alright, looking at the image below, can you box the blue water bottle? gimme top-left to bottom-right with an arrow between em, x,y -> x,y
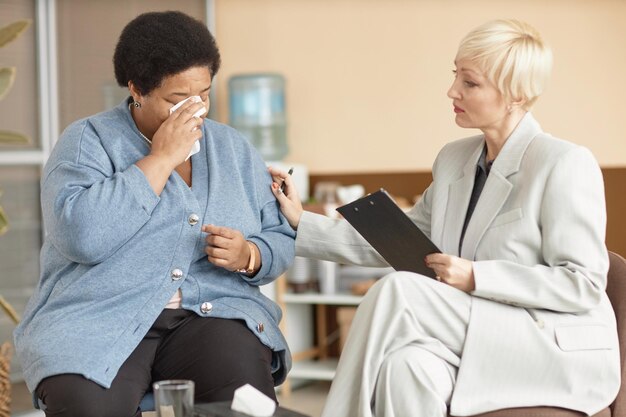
228,73 -> 288,161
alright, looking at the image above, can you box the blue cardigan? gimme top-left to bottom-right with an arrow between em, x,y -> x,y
14,100 -> 296,393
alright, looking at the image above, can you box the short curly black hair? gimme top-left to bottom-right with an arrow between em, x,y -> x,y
113,11 -> 221,95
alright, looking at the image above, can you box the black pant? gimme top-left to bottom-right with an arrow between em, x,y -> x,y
36,309 -> 276,417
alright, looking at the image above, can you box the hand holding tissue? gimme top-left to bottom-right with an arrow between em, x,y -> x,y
169,96 -> 206,161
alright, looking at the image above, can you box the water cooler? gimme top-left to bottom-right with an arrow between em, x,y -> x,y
229,73 -> 288,161
228,73 -> 308,202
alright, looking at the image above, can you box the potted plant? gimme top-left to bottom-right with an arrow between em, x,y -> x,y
0,18 -> 32,417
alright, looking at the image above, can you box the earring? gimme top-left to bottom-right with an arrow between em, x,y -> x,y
133,101 -> 141,108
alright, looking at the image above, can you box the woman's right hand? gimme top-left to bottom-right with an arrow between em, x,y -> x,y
269,166 -> 303,230
135,98 -> 204,196
150,99 -> 205,167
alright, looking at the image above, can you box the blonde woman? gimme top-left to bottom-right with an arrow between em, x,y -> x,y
270,19 -> 619,417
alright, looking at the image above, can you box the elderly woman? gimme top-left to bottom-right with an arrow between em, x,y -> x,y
271,19 -> 619,417
14,11 -> 295,417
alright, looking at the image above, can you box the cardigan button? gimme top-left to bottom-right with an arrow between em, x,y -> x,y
188,214 -> 199,226
171,268 -> 183,281
201,302 -> 213,314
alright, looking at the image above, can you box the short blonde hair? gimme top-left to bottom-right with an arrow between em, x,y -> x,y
456,19 -> 552,109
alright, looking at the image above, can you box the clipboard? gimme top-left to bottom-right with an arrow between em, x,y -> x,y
336,189 -> 440,279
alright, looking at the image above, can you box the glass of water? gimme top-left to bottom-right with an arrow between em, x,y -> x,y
153,379 -> 195,417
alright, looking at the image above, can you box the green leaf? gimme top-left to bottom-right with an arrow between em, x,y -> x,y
0,20 -> 31,48
0,205 -> 7,236
0,67 -> 16,101
0,130 -> 30,144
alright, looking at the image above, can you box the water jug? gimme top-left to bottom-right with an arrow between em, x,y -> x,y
228,73 -> 288,161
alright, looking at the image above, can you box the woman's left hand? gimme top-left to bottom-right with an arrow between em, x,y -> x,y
203,224 -> 252,272
425,253 -> 475,293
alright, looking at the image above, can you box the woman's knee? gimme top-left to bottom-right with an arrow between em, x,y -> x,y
176,318 -> 276,402
367,271 -> 406,295
366,271 -> 429,302
37,374 -> 141,417
42,399 -> 139,417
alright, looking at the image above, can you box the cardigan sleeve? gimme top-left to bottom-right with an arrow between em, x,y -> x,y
236,143 -> 296,286
41,121 -> 160,265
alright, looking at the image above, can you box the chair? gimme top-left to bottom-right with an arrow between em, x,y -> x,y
139,391 -> 154,412
450,251 -> 626,417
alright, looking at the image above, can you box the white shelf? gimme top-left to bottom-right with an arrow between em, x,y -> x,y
279,273 -> 368,395
289,358 -> 339,380
283,292 -> 362,305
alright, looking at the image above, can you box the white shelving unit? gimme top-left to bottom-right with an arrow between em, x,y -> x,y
282,292 -> 362,306
283,292 -> 361,381
278,286 -> 363,395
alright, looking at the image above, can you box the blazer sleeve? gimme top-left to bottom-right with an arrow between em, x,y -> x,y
296,211 -> 388,267
472,146 -> 609,313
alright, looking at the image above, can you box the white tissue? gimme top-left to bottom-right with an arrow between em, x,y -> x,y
186,140 -> 201,161
169,96 -> 206,161
231,384 -> 276,417
169,95 -> 207,118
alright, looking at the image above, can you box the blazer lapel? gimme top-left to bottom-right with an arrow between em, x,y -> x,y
441,143 -> 485,256
460,171 -> 513,260
460,112 -> 543,260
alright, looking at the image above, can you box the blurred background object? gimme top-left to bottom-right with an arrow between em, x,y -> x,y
286,256 -> 314,293
229,73 -> 288,162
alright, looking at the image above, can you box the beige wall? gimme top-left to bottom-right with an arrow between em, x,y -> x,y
214,0 -> 626,173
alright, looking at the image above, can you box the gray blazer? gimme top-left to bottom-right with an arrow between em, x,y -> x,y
296,112 -> 620,415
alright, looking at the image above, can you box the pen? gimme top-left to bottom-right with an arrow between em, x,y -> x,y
279,167 -> 294,193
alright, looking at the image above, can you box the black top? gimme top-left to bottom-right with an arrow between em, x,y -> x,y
459,146 -> 493,254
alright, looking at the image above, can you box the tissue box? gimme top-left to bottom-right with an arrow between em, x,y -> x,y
231,384 -> 276,417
